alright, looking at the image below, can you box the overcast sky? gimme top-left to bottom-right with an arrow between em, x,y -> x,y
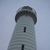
0,0 -> 50,50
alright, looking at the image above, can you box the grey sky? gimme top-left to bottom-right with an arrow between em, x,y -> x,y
0,0 -> 50,50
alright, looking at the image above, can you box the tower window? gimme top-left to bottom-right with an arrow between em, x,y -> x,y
21,45 -> 24,50
24,27 -> 26,32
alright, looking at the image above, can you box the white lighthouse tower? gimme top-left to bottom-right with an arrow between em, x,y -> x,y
8,6 -> 37,50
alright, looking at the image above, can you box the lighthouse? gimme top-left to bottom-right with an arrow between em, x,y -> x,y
8,6 -> 37,50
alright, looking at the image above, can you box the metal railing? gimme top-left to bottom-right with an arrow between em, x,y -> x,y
17,7 -> 37,16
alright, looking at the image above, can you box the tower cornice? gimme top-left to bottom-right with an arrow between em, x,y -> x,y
15,6 -> 37,25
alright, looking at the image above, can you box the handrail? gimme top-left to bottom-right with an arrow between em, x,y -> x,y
17,7 -> 37,16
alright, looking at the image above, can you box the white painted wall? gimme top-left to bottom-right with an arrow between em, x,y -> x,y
8,15 -> 36,50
